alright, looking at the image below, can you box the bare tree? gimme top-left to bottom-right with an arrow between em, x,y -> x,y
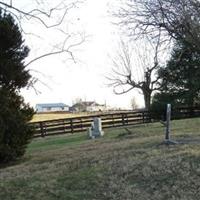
116,0 -> 200,52
0,0 -> 85,66
0,1 -> 86,91
130,97 -> 139,110
107,38 -> 161,110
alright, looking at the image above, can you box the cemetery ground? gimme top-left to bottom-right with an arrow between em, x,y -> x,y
1,118 -> 200,200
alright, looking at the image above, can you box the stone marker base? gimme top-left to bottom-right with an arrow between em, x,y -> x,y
88,127 -> 104,139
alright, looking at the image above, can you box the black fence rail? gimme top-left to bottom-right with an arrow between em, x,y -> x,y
30,107 -> 200,138
172,106 -> 200,119
151,106 -> 200,121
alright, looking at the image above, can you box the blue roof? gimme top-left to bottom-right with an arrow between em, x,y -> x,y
36,103 -> 68,108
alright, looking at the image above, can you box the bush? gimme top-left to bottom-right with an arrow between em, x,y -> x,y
0,89 -> 34,163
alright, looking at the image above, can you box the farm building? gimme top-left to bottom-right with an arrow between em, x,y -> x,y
70,101 -> 106,112
36,103 -> 69,113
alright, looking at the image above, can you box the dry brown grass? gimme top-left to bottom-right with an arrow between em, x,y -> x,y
31,112 -> 88,122
31,111 -> 115,122
0,118 -> 200,200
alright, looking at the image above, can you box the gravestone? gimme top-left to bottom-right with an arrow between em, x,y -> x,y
88,117 -> 104,139
164,104 -> 178,145
165,104 -> 171,141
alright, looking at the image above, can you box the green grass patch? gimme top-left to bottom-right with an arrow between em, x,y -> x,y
28,133 -> 88,153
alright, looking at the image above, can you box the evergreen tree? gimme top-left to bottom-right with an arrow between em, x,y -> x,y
158,40 -> 200,107
150,40 -> 200,119
0,10 -> 34,163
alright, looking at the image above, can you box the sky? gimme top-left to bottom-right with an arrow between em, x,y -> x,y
15,0 -> 144,109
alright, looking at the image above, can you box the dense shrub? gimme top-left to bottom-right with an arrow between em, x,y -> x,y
150,93 -> 178,120
0,10 -> 34,163
0,89 -> 34,163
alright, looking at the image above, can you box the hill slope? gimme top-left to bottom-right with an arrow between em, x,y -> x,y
0,118 -> 200,200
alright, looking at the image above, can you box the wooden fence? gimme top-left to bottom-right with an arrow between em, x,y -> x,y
30,107 -> 200,138
31,110 -> 151,138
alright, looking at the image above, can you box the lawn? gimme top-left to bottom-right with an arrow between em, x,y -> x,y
0,118 -> 200,200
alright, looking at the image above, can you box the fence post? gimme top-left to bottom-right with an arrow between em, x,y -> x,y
40,122 -> 45,137
189,107 -> 194,118
142,112 -> 145,123
70,119 -> 74,134
80,118 -> 83,130
112,114 -> 114,127
122,113 -> 125,126
63,119 -> 66,133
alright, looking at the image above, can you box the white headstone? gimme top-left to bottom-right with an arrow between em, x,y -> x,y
88,117 -> 104,139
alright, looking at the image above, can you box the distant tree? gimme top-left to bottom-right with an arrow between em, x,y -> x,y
107,39 -> 161,110
0,10 -> 34,163
158,40 -> 200,107
130,97 -> 139,110
73,97 -> 83,104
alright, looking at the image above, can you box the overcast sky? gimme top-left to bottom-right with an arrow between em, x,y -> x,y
17,0 -> 144,109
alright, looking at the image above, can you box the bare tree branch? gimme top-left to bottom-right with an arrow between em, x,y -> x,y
0,1 -> 83,28
115,0 -> 200,52
107,38 -> 161,110
0,1 -> 86,90
25,32 -> 85,67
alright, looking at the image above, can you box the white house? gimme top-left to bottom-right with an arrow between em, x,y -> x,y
70,101 -> 106,112
86,102 -> 106,112
36,103 -> 69,113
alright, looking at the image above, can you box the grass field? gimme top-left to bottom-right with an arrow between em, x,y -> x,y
1,118 -> 200,199
31,110 -> 128,122
31,112 -> 89,122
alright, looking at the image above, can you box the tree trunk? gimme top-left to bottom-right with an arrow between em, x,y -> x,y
143,91 -> 151,111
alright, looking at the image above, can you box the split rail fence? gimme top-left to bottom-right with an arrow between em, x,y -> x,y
30,107 -> 200,138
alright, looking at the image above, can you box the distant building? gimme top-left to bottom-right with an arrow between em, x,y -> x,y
36,103 -> 69,113
70,101 -> 106,112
